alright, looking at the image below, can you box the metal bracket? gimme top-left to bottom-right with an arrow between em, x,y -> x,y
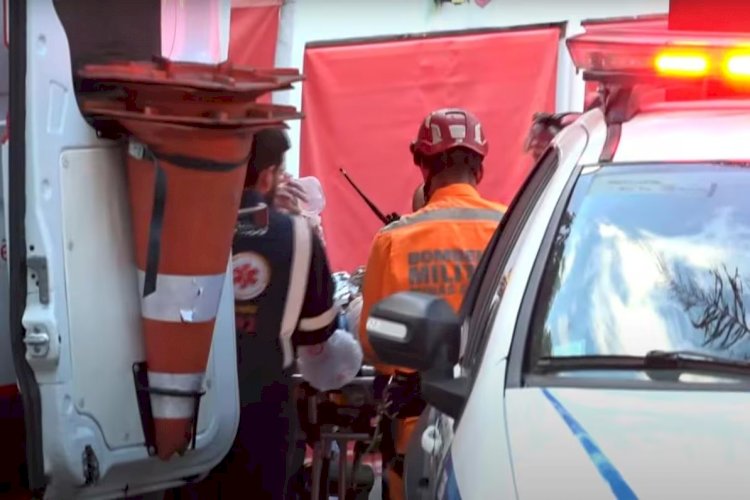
132,362 -> 205,457
27,256 -> 49,305
132,362 -> 157,456
23,328 -> 50,358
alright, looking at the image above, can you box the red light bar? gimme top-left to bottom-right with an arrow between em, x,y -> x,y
567,30 -> 750,84
654,51 -> 708,76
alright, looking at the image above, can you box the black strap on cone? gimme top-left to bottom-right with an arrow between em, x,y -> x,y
133,140 -> 252,297
142,148 -> 166,297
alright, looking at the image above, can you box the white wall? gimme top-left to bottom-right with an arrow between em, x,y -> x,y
274,0 -> 668,176
161,0 -> 231,63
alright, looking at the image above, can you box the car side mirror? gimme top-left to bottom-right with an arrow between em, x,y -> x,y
366,292 -> 468,419
366,291 -> 460,373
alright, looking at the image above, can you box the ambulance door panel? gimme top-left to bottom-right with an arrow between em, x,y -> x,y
59,147 -> 237,449
23,1 -> 239,497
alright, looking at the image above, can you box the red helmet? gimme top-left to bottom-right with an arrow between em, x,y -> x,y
410,108 -> 488,161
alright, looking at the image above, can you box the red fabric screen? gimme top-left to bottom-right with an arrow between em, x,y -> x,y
228,5 -> 280,67
228,4 -> 280,102
300,27 -> 561,271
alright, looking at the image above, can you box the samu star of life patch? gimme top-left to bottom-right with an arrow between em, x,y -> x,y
232,251 -> 272,301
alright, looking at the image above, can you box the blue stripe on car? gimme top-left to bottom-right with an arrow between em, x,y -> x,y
441,451 -> 462,500
542,388 -> 638,500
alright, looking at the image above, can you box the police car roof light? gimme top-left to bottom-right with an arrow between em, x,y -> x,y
567,30 -> 750,85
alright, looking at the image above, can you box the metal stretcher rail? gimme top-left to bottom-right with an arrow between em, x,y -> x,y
293,366 -> 379,499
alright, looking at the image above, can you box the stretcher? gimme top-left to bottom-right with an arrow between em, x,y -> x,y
293,365 -> 379,500
291,268 -> 378,499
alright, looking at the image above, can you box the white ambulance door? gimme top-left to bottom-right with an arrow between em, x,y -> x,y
10,1 -> 240,497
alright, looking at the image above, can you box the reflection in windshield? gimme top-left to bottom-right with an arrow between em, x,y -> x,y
532,163 -> 750,363
664,263 -> 750,351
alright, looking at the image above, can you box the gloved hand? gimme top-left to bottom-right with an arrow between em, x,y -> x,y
384,212 -> 400,225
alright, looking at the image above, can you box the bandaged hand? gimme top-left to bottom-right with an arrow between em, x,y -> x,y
275,174 -> 308,215
297,329 -> 363,392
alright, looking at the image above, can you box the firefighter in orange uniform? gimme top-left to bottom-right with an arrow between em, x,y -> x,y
359,108 -> 507,500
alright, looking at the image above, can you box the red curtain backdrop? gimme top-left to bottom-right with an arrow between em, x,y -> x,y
228,3 -> 281,102
300,27 -> 561,271
228,4 -> 280,67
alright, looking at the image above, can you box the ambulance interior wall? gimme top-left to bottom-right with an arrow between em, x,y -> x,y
273,0 -> 669,178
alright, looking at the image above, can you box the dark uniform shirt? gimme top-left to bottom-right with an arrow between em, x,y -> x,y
232,189 -> 337,406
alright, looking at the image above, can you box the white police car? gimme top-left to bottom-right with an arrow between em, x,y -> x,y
368,22 -> 750,500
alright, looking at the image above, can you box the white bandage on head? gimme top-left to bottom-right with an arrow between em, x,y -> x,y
297,329 -> 363,392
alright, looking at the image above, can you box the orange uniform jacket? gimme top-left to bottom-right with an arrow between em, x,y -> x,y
358,183 -> 507,375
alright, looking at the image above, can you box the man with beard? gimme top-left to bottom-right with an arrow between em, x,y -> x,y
214,128 -> 362,499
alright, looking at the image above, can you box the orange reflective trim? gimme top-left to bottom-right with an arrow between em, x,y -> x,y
380,207 -> 503,233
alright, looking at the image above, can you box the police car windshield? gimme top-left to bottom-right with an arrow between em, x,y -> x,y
531,162 -> 750,365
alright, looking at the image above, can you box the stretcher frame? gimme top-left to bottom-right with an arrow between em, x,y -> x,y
293,366 -> 378,500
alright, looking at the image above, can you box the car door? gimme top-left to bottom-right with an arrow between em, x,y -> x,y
9,1 -> 239,498
417,147 -> 566,499
423,119 -> 597,499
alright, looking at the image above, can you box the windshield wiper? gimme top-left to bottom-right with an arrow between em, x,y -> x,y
535,350 -> 750,378
643,350 -> 750,371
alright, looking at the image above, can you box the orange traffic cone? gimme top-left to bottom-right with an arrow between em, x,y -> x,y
78,58 -> 303,460
124,121 -> 258,459
79,57 -> 303,121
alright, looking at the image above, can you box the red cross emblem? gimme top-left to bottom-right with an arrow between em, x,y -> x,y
233,264 -> 258,289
